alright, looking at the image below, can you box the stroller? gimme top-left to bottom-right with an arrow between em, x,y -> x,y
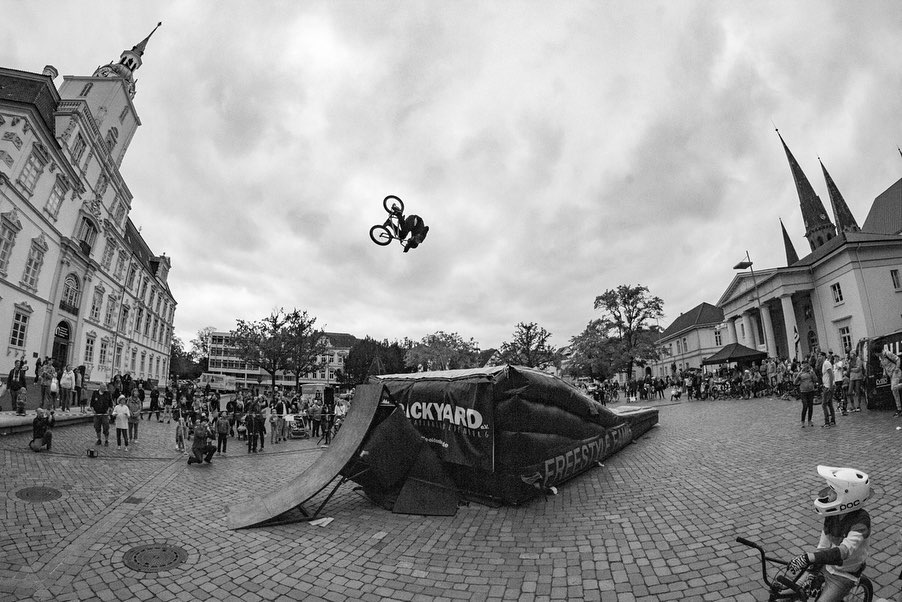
289,415 -> 308,439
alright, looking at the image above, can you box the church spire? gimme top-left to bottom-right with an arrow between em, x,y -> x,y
777,129 -> 836,252
92,22 -> 161,99
781,219 -> 799,266
819,157 -> 860,233
132,21 -> 162,57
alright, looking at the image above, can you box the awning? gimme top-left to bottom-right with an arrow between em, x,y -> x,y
701,343 -> 767,366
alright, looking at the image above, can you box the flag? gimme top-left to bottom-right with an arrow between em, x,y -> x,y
793,325 -> 800,357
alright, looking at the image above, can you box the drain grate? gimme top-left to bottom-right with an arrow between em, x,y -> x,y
15,486 -> 62,502
123,544 -> 188,573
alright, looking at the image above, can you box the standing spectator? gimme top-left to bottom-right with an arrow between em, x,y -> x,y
832,353 -> 847,416
188,417 -> 216,465
59,364 -> 75,412
246,411 -> 259,453
820,352 -> 836,428
136,385 -> 146,418
111,395 -> 131,451
91,384 -> 114,446
6,359 -> 27,412
794,363 -> 817,427
29,408 -> 54,452
127,389 -> 141,443
322,394 -> 336,446
312,399 -> 323,438
215,412 -> 230,454
847,350 -> 865,413
148,387 -> 161,422
163,387 -> 174,423
175,416 -> 187,453
39,359 -> 54,409
75,366 -> 87,413
256,408 -> 267,451
273,396 -> 287,444
879,345 -> 902,417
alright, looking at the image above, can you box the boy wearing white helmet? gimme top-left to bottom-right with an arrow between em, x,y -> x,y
788,465 -> 871,601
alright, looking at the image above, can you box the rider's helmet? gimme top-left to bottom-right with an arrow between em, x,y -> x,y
813,465 -> 870,516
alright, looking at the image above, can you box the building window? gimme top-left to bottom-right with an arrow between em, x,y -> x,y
119,305 -> 130,332
45,178 -> 67,218
89,287 -> 104,321
155,356 -> 161,378
830,282 -> 844,304
18,150 -> 47,193
119,106 -> 129,123
130,349 -> 137,371
99,340 -> 109,365
9,310 -> 30,347
0,214 -> 21,273
61,274 -> 81,313
77,217 -> 98,255
675,339 -> 681,354
79,83 -> 93,96
126,265 -> 137,289
892,269 -> 901,291
838,326 -> 852,354
113,200 -> 126,225
135,308 -> 144,334
682,337 -> 688,353
140,352 -> 146,374
140,278 -> 148,301
71,133 -> 87,165
715,330 -> 722,346
105,127 -> 118,152
104,295 -> 118,327
149,289 -> 155,308
101,240 -> 115,270
144,315 -> 151,337
155,296 -> 162,313
115,344 -> 123,369
151,318 -> 158,342
21,240 -> 46,290
114,251 -> 127,279
84,337 -> 95,363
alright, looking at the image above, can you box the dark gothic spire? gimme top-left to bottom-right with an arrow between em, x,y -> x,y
132,21 -> 162,57
776,129 -> 836,251
819,157 -> 859,233
780,219 -> 799,266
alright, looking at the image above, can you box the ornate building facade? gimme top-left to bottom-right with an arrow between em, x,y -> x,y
0,24 -> 175,385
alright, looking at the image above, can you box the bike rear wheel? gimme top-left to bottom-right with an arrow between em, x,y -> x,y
369,225 -> 393,246
844,575 -> 873,602
383,195 -> 404,215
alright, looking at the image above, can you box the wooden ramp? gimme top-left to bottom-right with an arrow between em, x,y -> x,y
226,384 -> 384,530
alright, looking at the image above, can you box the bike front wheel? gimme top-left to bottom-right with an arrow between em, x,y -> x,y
844,575 -> 873,602
383,195 -> 404,215
369,225 -> 394,246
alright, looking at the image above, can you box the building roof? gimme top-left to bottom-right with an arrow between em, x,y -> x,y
789,230 -> 902,268
123,218 -> 171,296
701,343 -> 767,366
0,68 -> 60,136
862,177 -> 902,235
660,302 -> 723,340
324,332 -> 357,349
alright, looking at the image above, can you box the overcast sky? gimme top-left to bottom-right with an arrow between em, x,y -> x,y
3,1 -> 902,351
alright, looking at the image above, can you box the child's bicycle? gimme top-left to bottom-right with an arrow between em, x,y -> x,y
369,195 -> 405,246
736,537 -> 873,601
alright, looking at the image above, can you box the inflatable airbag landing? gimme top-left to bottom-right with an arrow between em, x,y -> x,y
373,365 -> 658,505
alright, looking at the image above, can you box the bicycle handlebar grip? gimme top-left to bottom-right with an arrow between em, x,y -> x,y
775,575 -> 803,594
735,537 -> 758,548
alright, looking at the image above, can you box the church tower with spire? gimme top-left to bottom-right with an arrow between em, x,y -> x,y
56,22 -> 161,168
819,158 -> 860,233
777,131 -> 836,252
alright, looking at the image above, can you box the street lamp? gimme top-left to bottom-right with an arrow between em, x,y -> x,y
733,250 -> 768,355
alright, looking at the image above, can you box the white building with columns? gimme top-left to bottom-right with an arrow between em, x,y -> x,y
0,24 -> 175,386
715,133 -> 902,360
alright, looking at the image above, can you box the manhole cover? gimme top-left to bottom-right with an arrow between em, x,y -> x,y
15,486 -> 62,502
123,544 -> 188,573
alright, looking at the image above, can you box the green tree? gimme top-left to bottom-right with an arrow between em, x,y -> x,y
567,320 -> 616,380
189,326 -> 216,373
284,310 -> 328,392
344,337 -> 411,384
403,331 -> 480,371
169,335 -> 201,381
593,284 -> 664,377
498,322 -> 558,368
230,308 -> 293,391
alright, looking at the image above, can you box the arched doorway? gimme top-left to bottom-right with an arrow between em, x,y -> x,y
52,320 -> 71,369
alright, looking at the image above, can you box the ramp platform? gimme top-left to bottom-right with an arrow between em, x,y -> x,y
227,384 -> 384,530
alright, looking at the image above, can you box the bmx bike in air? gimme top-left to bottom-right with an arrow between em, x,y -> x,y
369,195 -> 405,246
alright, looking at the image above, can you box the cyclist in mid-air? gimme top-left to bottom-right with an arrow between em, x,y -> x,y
387,202 -> 429,252
788,465 -> 871,601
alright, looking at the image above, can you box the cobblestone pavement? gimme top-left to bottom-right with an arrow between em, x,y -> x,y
1,397 -> 900,602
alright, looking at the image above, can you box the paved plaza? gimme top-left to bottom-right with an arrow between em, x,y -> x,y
1,397 -> 900,602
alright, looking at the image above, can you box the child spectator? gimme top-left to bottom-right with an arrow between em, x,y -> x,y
111,395 -> 131,451
127,389 -> 141,442
15,386 -> 27,416
29,408 -> 54,452
174,417 -> 186,453
215,412 -> 230,454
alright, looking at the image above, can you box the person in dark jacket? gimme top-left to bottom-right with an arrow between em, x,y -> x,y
29,408 -> 55,451
6,358 -> 27,412
188,417 -> 216,465
91,384 -> 114,446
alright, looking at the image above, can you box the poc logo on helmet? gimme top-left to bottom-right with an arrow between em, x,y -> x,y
838,500 -> 861,512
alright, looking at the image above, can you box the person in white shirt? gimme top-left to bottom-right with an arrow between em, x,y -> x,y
111,395 -> 131,451
820,352 -> 835,428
